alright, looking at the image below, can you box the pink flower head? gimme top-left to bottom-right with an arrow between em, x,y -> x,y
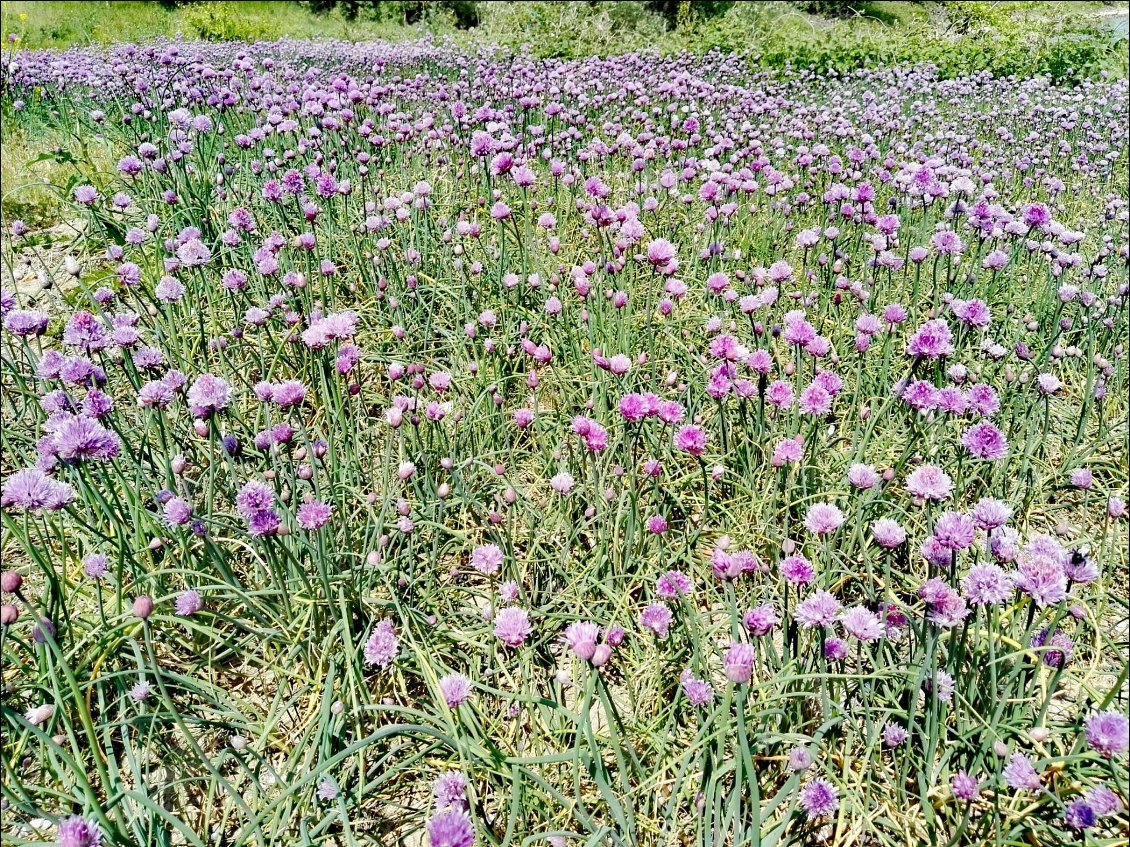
493,607 -> 531,647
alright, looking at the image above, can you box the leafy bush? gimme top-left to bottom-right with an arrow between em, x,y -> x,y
477,0 -> 668,57
182,1 -> 280,41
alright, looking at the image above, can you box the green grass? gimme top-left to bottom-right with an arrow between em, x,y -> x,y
0,1 -> 423,48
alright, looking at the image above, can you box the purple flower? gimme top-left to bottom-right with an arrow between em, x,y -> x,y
47,414 -> 120,462
433,770 -> 469,811
1084,711 -> 1128,759
905,464 -> 953,501
272,380 -> 307,407
798,778 -> 839,819
971,497 -> 1012,530
882,721 -> 908,747
673,424 -> 707,457
871,518 -> 906,548
847,463 -> 879,489
364,618 -> 399,667
493,607 -> 531,647
297,500 -> 332,530
961,563 -> 1012,606
933,511 -> 975,550
1064,800 -> 1096,830
4,309 -> 50,336
1,468 -> 75,511
1014,558 -> 1068,608
640,602 -> 673,638
187,374 -> 232,416
950,770 -> 980,801
679,669 -> 714,706
906,319 -> 955,360
563,621 -> 600,661
780,554 -> 815,585
471,543 -> 503,575
961,422 -> 1008,460
804,503 -> 844,536
1002,752 -> 1041,791
840,606 -> 884,642
427,808 -> 474,847
163,497 -> 193,527
744,604 -> 778,636
57,815 -> 103,847
795,590 -> 841,628
1085,784 -> 1124,817
438,673 -> 473,708
175,590 -> 203,616
723,641 -> 755,684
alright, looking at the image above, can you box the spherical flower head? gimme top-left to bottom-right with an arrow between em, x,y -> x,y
1002,752 -> 1042,791
771,436 -> 803,467
780,554 -> 815,586
133,596 -> 154,619
961,563 -> 1012,606
272,380 -> 306,407
1070,468 -> 1093,489
236,481 -> 275,518
871,517 -> 906,549
48,414 -> 121,463
824,637 -> 848,660
646,237 -> 677,273
175,590 -> 203,616
129,680 -> 152,702
933,511 -> 975,550
549,472 -> 574,495
673,424 -> 707,457
645,514 -> 668,534
905,464 -> 953,502
950,770 -> 980,801
433,770 -> 469,811
799,778 -> 839,820
971,497 -> 1012,530
961,422 -> 1008,460
744,603 -> 778,636
799,384 -> 832,416
364,619 -> 399,667
248,510 -> 281,537
1036,373 -> 1062,395
57,815 -> 103,847
655,569 -> 691,599
470,543 -> 503,576
1108,496 -> 1127,519
1064,800 -> 1096,831
840,606 -> 884,642
804,502 -> 844,536
427,807 -> 474,847
882,721 -> 908,747
1084,711 -> 1129,759
679,669 -> 714,706
563,620 -> 600,661
1085,784 -> 1124,817
795,590 -> 841,628
163,496 -> 193,527
847,463 -> 879,489
787,747 -> 812,772
1015,559 -> 1068,608
297,500 -> 332,531
639,602 -> 673,638
493,607 -> 531,648
438,673 -> 473,709
723,641 -> 755,684
906,319 -> 955,360
1,468 -> 76,512
619,393 -> 648,421
187,374 -> 232,416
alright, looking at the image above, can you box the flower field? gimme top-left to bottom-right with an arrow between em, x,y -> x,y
1,37 -> 1128,847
